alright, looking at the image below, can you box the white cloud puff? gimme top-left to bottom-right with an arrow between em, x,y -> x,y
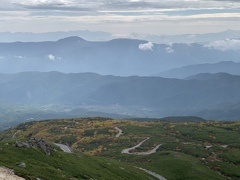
47,54 -> 56,61
14,55 -> 26,59
139,42 -> 154,51
204,39 -> 240,51
166,47 -> 174,53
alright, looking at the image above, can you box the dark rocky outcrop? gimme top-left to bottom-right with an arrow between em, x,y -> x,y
15,138 -> 55,155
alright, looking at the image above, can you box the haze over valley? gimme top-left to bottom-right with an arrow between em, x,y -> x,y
1,0 -> 240,179
0,30 -> 240,128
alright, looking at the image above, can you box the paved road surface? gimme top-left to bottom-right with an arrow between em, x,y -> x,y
114,127 -> 123,138
137,167 -> 167,180
54,143 -> 72,153
122,137 -> 161,155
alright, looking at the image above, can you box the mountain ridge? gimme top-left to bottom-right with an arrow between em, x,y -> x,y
0,37 -> 240,76
1,29 -> 240,44
155,61 -> 240,79
0,71 -> 240,120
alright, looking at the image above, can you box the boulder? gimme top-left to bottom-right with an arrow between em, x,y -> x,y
18,163 -> 26,168
15,142 -> 30,148
15,138 -> 55,155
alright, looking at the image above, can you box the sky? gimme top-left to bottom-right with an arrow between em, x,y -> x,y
1,0 -> 240,36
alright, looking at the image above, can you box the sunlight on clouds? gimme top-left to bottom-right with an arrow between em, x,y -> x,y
47,54 -> 55,61
190,13 -> 240,19
205,39 -> 240,51
139,42 -> 154,51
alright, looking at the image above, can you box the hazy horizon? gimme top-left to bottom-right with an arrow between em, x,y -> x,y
1,0 -> 240,36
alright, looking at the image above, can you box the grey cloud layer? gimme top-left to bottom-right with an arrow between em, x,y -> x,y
1,0 -> 240,35
2,0 -> 240,12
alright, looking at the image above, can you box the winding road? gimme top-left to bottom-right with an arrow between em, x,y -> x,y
122,137 -> 149,154
136,167 -> 167,180
54,127 -> 165,179
121,137 -> 166,179
122,137 -> 162,155
114,127 -> 162,155
114,127 -> 123,138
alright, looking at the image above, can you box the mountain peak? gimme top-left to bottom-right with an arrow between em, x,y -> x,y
57,36 -> 86,43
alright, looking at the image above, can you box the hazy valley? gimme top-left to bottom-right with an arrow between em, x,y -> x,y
1,70 -> 240,130
0,31 -> 240,179
1,0 -> 240,178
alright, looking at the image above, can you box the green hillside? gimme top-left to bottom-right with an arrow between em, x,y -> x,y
1,71 -> 240,121
1,117 -> 240,179
0,140 -> 154,180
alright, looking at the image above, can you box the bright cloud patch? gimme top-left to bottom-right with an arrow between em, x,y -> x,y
47,54 -> 56,61
166,47 -> 174,53
139,42 -> 154,51
14,55 -> 26,59
205,39 -> 240,51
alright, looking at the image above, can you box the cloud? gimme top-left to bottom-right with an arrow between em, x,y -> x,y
14,55 -> 26,59
204,39 -> 240,51
47,54 -> 56,61
139,42 -> 154,51
1,0 -> 240,35
11,0 -> 101,11
6,0 -> 240,12
166,47 -> 174,53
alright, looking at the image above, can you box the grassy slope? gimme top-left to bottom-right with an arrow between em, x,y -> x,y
0,141 -> 153,180
1,117 -> 240,179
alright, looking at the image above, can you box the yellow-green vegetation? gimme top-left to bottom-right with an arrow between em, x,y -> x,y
1,117 -> 240,179
0,140 -> 154,180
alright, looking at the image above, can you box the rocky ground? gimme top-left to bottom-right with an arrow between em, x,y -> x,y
15,138 -> 55,155
0,167 -> 25,180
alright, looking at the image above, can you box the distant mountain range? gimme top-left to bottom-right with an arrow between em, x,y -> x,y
1,29 -> 240,44
133,29 -> 240,44
0,30 -> 113,42
154,61 -> 240,79
1,71 -> 240,120
0,36 -> 240,76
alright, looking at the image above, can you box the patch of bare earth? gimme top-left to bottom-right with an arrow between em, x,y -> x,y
0,167 -> 25,180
